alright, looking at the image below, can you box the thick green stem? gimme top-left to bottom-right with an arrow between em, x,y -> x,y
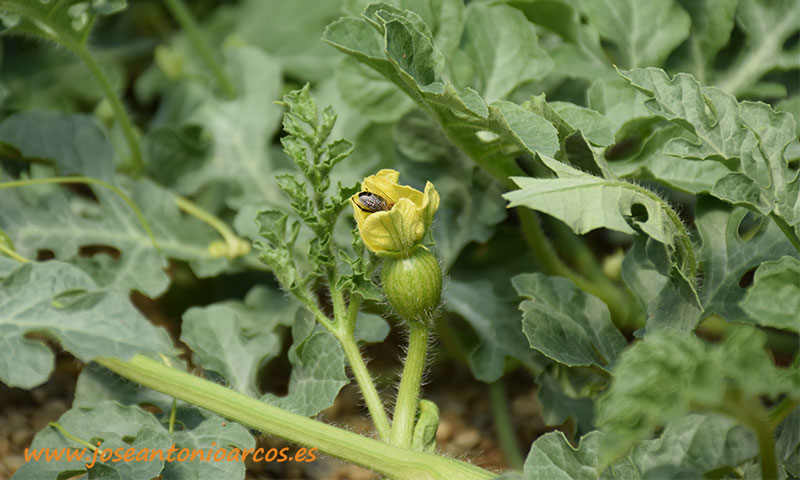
548,219 -> 605,282
339,334 -> 392,442
753,415 -> 779,480
518,209 -> 567,277
717,393 -> 780,480
162,0 -> 236,99
488,380 -> 524,470
97,356 -> 492,480
391,320 -> 429,448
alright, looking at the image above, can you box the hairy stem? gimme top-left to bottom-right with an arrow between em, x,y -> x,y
339,334 -> 392,442
162,0 -> 236,99
488,380 -> 524,470
391,320 -> 429,448
97,356 -> 492,480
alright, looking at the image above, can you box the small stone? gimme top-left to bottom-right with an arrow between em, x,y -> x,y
10,428 -> 32,447
435,418 -> 454,443
43,399 -> 68,416
2,455 -> 24,475
3,413 -> 27,432
511,390 -> 540,417
452,428 -> 481,450
0,437 -> 10,457
31,388 -> 48,404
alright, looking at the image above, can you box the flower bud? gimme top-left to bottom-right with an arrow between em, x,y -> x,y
381,247 -> 442,321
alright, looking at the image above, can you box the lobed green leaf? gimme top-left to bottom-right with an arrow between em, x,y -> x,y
0,261 -> 175,389
513,273 -> 626,371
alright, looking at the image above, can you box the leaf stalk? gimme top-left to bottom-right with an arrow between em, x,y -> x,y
97,356 -> 493,480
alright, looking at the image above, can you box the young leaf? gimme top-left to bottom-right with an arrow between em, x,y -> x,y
504,154 -> 698,300
739,256 -> 800,332
517,413 -> 757,479
513,273 -> 627,371
622,237 -> 703,332
0,261 -> 174,389
344,0 -> 466,58
180,286 -> 298,396
596,326 -> 798,462
261,311 -> 349,417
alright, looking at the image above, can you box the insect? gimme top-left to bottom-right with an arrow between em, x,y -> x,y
353,191 -> 394,213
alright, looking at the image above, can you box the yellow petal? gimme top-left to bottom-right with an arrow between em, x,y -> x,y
421,181 -> 439,229
360,198 -> 424,254
351,169 -> 440,255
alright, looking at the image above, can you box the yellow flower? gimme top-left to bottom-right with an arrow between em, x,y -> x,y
351,169 -> 439,256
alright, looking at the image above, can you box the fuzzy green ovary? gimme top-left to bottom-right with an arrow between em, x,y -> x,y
381,248 -> 442,321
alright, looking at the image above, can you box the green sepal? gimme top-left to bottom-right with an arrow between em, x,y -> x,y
411,399 -> 440,453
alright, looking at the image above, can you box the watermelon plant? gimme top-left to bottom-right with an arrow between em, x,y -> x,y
0,0 -> 798,479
